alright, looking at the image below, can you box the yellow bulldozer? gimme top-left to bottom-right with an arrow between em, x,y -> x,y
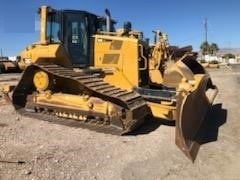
10,6 -> 218,161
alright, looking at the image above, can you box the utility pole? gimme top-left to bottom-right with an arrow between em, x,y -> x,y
204,18 -> 208,43
0,48 -> 2,57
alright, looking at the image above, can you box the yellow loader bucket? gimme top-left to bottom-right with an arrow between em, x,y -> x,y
175,75 -> 218,161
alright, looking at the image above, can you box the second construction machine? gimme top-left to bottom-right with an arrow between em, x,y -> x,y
12,6 -> 218,161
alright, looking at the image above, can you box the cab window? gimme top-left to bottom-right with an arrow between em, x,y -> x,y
47,13 -> 61,43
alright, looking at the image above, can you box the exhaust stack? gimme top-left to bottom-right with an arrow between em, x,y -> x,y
105,9 -> 111,32
39,6 -> 48,45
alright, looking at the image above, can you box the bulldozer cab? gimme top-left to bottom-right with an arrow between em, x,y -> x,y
45,9 -> 99,67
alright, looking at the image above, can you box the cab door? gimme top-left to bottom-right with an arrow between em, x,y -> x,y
64,13 -> 89,67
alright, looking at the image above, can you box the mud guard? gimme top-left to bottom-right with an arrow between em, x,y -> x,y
175,76 -> 218,161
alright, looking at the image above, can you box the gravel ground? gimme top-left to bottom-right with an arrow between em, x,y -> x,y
0,65 -> 240,180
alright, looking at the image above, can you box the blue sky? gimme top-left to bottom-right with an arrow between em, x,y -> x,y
0,0 -> 239,56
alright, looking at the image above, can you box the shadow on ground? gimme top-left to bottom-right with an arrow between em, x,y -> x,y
127,112 -> 176,135
128,103 -> 227,147
196,103 -> 227,144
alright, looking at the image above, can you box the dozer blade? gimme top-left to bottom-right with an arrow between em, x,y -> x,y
175,76 -> 218,161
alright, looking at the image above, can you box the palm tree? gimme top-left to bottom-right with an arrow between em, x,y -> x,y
200,41 -> 210,55
210,43 -> 219,55
200,41 -> 219,55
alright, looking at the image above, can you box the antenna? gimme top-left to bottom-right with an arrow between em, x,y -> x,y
204,18 -> 208,43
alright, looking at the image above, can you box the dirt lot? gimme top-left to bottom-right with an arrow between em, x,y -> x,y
0,66 -> 240,180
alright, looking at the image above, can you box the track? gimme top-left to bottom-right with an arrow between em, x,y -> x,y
12,64 -> 150,134
17,108 -> 126,135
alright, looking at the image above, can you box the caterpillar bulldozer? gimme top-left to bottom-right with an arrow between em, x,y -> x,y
11,6 -> 218,161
